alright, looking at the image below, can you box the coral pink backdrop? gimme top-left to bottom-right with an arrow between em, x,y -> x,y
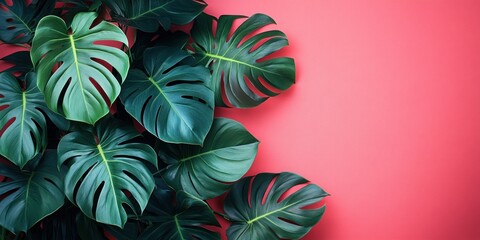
207,0 -> 480,239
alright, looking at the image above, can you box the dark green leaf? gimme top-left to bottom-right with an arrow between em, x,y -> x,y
103,0 -> 206,32
138,179 -> 220,240
225,172 -> 328,240
159,118 -> 258,199
130,29 -> 189,68
57,118 -> 157,228
26,204 -> 81,240
76,213 -> 108,240
0,150 -> 65,234
0,0 -> 55,43
191,13 -> 295,107
120,46 -> 214,145
0,72 -> 59,168
55,0 -> 103,24
31,12 -> 130,124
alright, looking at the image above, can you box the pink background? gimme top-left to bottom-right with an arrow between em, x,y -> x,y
207,0 -> 480,239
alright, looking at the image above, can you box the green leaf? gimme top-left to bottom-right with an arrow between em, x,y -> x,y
54,0 -> 103,24
130,29 -> 189,68
57,118 -> 157,228
159,118 -> 258,199
31,12 -> 130,125
224,172 -> 328,240
0,0 -> 55,43
191,13 -> 295,108
0,150 -> 65,234
120,46 -> 214,145
102,0 -> 206,32
138,179 -> 220,240
0,72 -> 57,168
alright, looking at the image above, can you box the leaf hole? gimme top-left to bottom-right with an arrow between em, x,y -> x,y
123,170 -> 143,187
29,130 -> 37,149
243,75 -> 271,98
277,217 -> 301,226
262,175 -> 278,205
92,181 -> 105,217
44,177 -> 61,190
247,176 -> 255,208
166,80 -> 202,87
140,95 -> 152,124
0,104 -> 9,111
6,18 -> 13,23
0,117 -> 15,138
277,182 -> 308,204
91,57 -> 113,72
7,26 -> 16,30
57,78 -> 71,115
89,77 -> 111,107
72,163 -> 96,205
4,0 -> 12,7
0,187 -> 19,200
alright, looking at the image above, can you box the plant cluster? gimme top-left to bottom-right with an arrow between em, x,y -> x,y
0,0 -> 327,239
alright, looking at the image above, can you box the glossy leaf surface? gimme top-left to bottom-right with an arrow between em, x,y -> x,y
120,46 -> 213,145
159,118 -> 258,199
57,118 -> 157,228
31,12 -> 129,124
225,172 -> 328,240
103,0 -> 206,32
191,13 -> 295,107
0,151 -> 64,234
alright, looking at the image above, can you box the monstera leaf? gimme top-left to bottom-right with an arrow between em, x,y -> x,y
120,46 -> 213,145
0,151 -> 64,234
31,12 -> 129,124
57,118 -> 157,228
0,72 -> 54,168
224,172 -> 328,240
0,0 -> 55,43
139,179 -> 220,240
159,118 -> 258,199
103,0 -> 206,32
191,13 -> 295,108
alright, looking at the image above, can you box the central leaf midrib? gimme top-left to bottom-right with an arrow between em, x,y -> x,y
246,202 -> 295,224
97,144 -> 119,212
147,77 -> 196,136
68,34 -> 89,121
128,1 -> 174,20
204,53 -> 275,74
174,215 -> 185,240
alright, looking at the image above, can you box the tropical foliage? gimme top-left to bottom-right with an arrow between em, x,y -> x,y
0,0 -> 327,239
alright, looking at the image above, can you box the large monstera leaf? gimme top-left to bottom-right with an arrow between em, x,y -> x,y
120,46 -> 214,145
0,72 -> 52,168
191,13 -> 296,108
159,118 -> 258,199
103,0 -> 206,32
31,12 -> 129,125
57,118 -> 157,228
224,172 -> 328,240
0,0 -> 55,43
0,151 -> 65,234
